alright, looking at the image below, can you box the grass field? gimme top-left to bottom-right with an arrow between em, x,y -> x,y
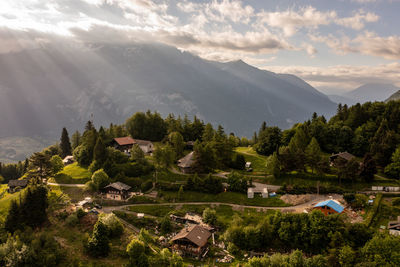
49,163 -> 91,184
0,185 -> 26,220
160,190 -> 289,207
235,147 -> 268,174
49,185 -> 88,203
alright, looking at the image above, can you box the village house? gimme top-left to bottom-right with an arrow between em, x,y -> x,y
313,200 -> 344,216
112,136 -> 154,155
329,152 -> 356,166
247,187 -> 268,199
388,216 -> 400,236
177,151 -> 196,174
62,155 -> 75,166
8,179 -> 29,193
170,225 -> 211,257
103,182 -> 132,200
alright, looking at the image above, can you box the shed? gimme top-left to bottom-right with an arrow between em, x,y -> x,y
177,152 -> 196,174
247,188 -> 254,198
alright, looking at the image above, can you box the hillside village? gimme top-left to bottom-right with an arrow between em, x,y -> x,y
1,101 -> 400,266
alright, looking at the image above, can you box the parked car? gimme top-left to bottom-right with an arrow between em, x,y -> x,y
94,204 -> 102,209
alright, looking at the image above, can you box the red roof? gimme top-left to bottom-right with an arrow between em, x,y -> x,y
114,136 -> 135,146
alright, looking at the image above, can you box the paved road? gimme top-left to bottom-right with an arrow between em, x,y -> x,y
47,182 -> 86,187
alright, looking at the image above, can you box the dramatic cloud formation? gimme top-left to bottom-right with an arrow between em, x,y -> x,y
0,0 -> 398,93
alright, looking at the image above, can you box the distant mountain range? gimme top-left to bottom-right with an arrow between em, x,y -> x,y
0,42 -> 337,142
386,90 -> 400,102
328,83 -> 400,105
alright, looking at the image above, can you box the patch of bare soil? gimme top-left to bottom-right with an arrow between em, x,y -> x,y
280,194 -> 314,205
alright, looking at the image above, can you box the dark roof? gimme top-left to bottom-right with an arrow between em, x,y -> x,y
134,139 -> 153,146
113,137 -> 135,146
171,225 -> 211,247
177,151 -> 196,168
8,179 -> 28,187
314,200 -> 344,213
330,152 -> 356,161
104,182 -> 131,191
113,137 -> 152,146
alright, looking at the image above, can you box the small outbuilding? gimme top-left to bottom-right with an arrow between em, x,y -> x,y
62,155 -> 75,166
313,200 -> 344,216
8,179 -> 29,193
112,137 -> 154,155
329,152 -> 356,165
177,152 -> 196,174
388,216 -> 400,236
171,225 -> 211,257
104,182 -> 132,200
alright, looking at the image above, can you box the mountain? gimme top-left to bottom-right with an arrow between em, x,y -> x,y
385,90 -> 400,102
0,42 -> 336,140
343,83 -> 400,103
328,95 -> 357,106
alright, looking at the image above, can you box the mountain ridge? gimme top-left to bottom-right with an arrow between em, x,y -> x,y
0,41 -> 336,139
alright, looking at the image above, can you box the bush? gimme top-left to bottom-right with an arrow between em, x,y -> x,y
141,180 -> 153,193
76,208 -> 86,219
66,214 -> 79,226
392,197 -> 400,206
99,213 -> 124,238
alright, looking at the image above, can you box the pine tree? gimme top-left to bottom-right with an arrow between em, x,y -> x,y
87,220 -> 110,257
5,200 -> 20,233
29,152 -> 52,180
60,127 -> 72,158
305,137 -> 322,173
71,130 -> 81,150
360,153 -> 377,182
93,137 -> 107,165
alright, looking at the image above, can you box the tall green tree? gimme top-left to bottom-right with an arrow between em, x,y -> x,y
384,147 -> 400,179
254,126 -> 282,156
93,137 -> 107,165
60,127 -> 72,158
168,131 -> 185,158
86,220 -> 110,257
305,137 -> 322,173
29,152 -> 53,180
50,155 -> 64,174
266,152 -> 281,178
4,200 -> 20,233
359,153 -> 377,182
71,130 -> 81,150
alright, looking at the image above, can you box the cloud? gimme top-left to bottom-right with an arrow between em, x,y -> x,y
257,6 -> 379,36
265,63 -> 400,93
257,7 -> 335,36
335,10 -> 379,30
310,31 -> 400,60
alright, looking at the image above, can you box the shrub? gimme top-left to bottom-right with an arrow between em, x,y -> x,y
99,213 -> 124,238
76,208 -> 86,219
141,180 -> 153,193
66,214 -> 79,226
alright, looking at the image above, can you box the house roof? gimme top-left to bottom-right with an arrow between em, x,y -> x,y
314,200 -> 344,213
104,181 -> 132,191
134,139 -> 153,146
330,152 -> 355,161
8,179 -> 28,187
113,137 -> 135,146
171,225 -> 211,248
63,155 -> 74,162
178,151 -> 196,168
113,137 -> 152,146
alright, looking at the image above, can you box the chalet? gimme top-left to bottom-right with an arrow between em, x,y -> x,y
8,179 -> 29,193
329,152 -> 356,165
112,137 -> 154,154
177,151 -> 196,174
103,182 -> 131,200
388,216 -> 400,236
63,155 -> 75,166
171,225 -> 211,257
313,200 -> 344,216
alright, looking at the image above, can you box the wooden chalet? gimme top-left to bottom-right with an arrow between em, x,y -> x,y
103,182 -> 131,200
313,200 -> 344,216
329,152 -> 356,165
177,151 -> 196,174
112,137 -> 154,154
171,225 -> 211,257
8,179 -> 29,193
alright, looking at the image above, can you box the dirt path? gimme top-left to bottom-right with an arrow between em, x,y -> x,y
103,195 -> 326,214
47,182 -> 85,187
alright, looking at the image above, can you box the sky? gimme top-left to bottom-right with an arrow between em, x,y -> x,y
0,0 -> 399,95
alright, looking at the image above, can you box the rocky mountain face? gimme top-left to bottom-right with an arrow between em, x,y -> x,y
0,42 -> 336,139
